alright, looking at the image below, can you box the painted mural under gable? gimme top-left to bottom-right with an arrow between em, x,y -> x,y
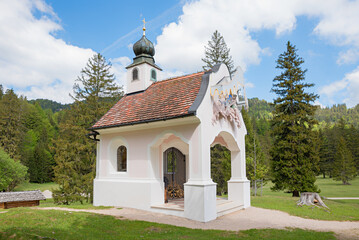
211,67 -> 248,128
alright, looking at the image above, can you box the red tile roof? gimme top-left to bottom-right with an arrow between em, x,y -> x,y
91,71 -> 205,130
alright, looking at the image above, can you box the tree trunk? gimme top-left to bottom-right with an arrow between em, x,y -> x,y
292,190 -> 299,197
297,192 -> 329,208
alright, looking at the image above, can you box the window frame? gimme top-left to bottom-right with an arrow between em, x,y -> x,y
150,69 -> 157,82
132,68 -> 139,81
117,145 -> 127,172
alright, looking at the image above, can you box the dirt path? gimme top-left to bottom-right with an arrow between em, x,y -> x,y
38,206 -> 359,239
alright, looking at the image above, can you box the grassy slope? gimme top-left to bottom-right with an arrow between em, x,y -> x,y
0,208 -> 335,240
251,177 -> 359,221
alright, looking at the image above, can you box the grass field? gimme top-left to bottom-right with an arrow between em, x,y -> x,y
0,208 -> 336,240
39,198 -> 112,210
251,176 -> 359,221
14,181 -> 59,192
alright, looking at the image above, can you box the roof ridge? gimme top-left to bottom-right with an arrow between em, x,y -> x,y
156,71 -> 205,84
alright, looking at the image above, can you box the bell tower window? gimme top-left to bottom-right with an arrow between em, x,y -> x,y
132,68 -> 139,81
151,69 -> 157,82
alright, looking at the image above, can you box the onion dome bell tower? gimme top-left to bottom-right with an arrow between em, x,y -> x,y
126,19 -> 162,94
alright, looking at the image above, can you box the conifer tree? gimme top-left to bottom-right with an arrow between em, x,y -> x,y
53,53 -> 123,204
333,137 -> 357,184
202,30 -> 235,75
270,41 -> 319,197
0,89 -> 26,160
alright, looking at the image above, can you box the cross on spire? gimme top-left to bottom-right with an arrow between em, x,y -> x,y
142,18 -> 146,35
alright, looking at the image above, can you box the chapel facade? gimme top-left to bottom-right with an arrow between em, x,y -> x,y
90,28 -> 250,222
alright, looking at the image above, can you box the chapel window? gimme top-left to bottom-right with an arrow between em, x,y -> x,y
132,68 -> 139,81
117,146 -> 127,172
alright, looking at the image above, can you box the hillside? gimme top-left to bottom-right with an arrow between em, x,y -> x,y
28,99 -> 71,112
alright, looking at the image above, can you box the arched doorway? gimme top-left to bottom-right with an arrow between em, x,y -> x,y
163,147 -> 186,200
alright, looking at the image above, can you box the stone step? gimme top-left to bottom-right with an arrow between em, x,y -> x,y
216,201 -> 243,217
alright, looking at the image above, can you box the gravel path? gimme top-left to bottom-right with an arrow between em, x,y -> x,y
38,206 -> 359,239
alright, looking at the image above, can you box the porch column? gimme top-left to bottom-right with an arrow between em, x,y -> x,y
227,147 -> 250,207
184,125 -> 217,222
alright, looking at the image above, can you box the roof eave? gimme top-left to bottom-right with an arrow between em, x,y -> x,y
89,113 -> 196,131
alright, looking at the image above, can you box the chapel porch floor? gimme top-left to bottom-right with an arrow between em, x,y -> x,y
151,197 -> 243,216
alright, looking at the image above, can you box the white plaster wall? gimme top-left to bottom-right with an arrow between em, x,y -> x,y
126,63 -> 161,94
94,122 -> 199,209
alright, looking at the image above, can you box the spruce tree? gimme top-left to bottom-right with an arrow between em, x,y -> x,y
71,53 -> 122,123
53,53 -> 123,204
333,137 -> 357,184
202,30 -> 235,75
0,89 -> 26,160
270,41 -> 319,197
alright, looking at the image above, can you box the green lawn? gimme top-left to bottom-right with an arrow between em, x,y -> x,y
251,176 -> 359,221
14,181 -> 59,192
0,208 -> 336,240
316,176 -> 359,197
39,198 -> 112,210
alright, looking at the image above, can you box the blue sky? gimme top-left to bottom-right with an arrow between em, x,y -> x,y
1,0 -> 359,108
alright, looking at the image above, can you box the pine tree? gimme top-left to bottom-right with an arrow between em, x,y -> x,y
53,53 -> 123,204
202,30 -> 235,75
270,41 -> 319,197
333,137 -> 357,184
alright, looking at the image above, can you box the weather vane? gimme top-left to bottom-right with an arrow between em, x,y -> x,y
142,18 -> 146,35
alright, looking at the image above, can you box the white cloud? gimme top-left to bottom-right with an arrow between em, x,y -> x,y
337,49 -> 359,65
343,67 -> 359,108
155,0 -> 359,74
319,67 -> 359,108
0,0 -> 94,103
110,56 -> 131,92
153,0 -> 359,107
245,82 -> 255,88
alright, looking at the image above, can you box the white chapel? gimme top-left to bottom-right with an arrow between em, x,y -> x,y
89,26 -> 250,222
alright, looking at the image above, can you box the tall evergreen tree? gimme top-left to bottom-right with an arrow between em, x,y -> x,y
333,137 -> 357,184
71,53 -> 122,122
270,41 -> 319,197
0,89 -> 26,160
53,53 -> 123,204
202,30 -> 235,75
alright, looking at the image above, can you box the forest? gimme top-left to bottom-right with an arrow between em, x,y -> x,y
1,49 -> 358,202
1,85 -> 358,194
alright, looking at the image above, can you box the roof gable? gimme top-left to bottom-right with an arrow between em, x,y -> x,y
92,72 -> 206,130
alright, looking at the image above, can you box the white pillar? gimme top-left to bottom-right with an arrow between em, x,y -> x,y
184,125 -> 217,222
228,148 -> 250,208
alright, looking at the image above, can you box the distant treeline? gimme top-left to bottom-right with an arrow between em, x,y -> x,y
248,98 -> 359,128
28,99 -> 71,113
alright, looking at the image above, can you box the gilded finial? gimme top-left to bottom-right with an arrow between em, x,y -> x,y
142,18 -> 146,36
